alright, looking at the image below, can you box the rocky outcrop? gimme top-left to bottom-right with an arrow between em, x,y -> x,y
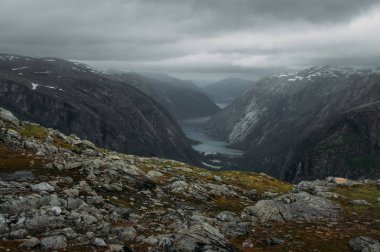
0,107 -> 379,251
0,54 -> 198,164
242,192 -> 340,223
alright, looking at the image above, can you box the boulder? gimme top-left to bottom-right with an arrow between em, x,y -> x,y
169,222 -> 236,252
242,192 -> 340,223
0,107 -> 19,125
31,182 -> 55,192
40,235 -> 67,250
349,236 -> 380,252
350,200 -> 372,206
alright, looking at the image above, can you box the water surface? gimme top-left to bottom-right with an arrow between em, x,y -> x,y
179,117 -> 243,156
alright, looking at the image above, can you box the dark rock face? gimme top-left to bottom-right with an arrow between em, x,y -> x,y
113,72 -> 220,119
281,102 -> 380,182
0,54 -> 198,163
206,66 -> 380,180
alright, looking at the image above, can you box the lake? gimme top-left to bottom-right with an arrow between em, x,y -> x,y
178,117 -> 244,156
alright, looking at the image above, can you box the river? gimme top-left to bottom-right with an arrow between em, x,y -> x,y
178,117 -> 243,156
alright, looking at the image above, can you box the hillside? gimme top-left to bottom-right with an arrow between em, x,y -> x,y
0,54 -> 198,163
207,66 -> 380,180
113,73 -> 220,119
1,107 -> 380,251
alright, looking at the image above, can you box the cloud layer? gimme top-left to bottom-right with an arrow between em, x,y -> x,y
0,0 -> 379,80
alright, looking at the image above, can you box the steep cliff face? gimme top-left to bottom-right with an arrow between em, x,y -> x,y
206,66 -> 380,179
281,102 -> 380,182
0,54 -> 198,163
113,73 -> 220,119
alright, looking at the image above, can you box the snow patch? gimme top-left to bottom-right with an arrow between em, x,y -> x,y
33,71 -> 51,74
11,66 -> 28,71
31,83 -> 39,90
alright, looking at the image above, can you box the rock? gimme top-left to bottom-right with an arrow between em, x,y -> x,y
169,222 -> 235,252
119,227 -> 137,242
31,182 -> 55,192
263,191 -> 278,198
143,236 -> 159,245
50,206 -> 62,215
214,176 -> 222,182
64,188 -> 80,197
92,237 -> 107,247
0,213 -> 8,234
17,237 -> 40,249
349,236 -> 380,252
220,222 -> 250,236
9,229 -> 28,239
266,237 -> 285,245
377,198 -> 380,203
0,108 -> 19,125
242,239 -> 254,248
147,170 -> 164,179
40,235 -> 67,250
243,192 -> 340,223
350,200 -> 372,206
6,129 -> 21,140
216,211 -> 236,222
65,162 -> 82,170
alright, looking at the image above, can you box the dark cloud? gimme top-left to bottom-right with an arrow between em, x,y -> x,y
0,0 -> 379,80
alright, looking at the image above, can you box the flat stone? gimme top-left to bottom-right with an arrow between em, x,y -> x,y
17,237 -> 40,249
40,235 -> 67,250
349,236 -> 380,252
31,182 -> 55,192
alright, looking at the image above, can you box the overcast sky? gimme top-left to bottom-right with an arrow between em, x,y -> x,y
1,0 -> 380,81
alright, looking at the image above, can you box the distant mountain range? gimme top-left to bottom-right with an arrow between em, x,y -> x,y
202,78 -> 254,107
113,72 -> 220,119
0,53 -> 198,163
207,66 -> 380,181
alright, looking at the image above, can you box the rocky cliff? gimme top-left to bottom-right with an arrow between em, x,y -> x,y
0,54 -> 198,164
207,66 -> 380,180
281,101 -> 380,182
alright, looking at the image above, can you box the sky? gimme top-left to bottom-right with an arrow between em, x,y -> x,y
1,0 -> 380,82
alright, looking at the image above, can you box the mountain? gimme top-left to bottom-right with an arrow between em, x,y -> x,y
0,53 -> 198,163
281,101 -> 380,182
113,72 -> 220,119
1,106 -> 379,251
206,66 -> 380,180
203,78 -> 254,107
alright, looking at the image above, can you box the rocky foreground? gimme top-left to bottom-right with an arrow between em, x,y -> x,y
0,107 -> 379,251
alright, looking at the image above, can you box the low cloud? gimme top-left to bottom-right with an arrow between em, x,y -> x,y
0,0 -> 379,80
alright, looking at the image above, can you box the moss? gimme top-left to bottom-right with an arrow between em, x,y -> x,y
52,135 -> 80,153
214,170 -> 293,194
0,144 -> 48,175
18,124 -> 47,141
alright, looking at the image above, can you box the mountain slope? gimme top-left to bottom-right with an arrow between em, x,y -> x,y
1,107 -> 379,251
207,66 -> 380,179
0,53 -> 198,163
281,101 -> 380,182
113,72 -> 220,119
203,78 -> 254,107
